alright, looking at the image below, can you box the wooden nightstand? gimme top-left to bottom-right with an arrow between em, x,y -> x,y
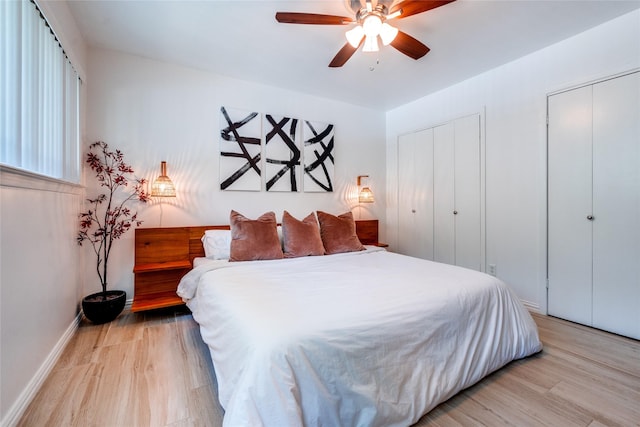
132,228 -> 191,312
355,219 -> 387,248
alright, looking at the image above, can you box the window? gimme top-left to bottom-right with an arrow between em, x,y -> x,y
1,0 -> 81,183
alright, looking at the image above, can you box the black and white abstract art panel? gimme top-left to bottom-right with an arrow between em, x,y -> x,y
303,120 -> 334,192
264,114 -> 301,192
219,106 -> 262,191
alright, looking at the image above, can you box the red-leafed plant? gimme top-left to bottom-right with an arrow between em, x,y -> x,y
77,141 -> 150,296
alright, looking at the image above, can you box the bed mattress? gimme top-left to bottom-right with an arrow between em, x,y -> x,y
178,247 -> 542,426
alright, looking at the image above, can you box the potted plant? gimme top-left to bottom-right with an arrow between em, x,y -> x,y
77,141 -> 149,323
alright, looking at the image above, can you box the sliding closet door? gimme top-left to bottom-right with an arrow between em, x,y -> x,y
433,123 -> 455,265
454,114 -> 481,271
591,72 -> 640,338
547,85 -> 593,326
398,130 -> 434,259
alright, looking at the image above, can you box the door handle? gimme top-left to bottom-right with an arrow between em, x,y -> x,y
587,215 -> 594,221
453,210 -> 458,215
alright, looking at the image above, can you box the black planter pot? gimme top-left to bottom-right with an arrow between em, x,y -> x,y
82,290 -> 126,324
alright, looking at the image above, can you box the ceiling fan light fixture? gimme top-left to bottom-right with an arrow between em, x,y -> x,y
345,25 -> 365,48
275,0 -> 454,67
362,14 -> 382,37
379,22 -> 398,45
362,34 -> 379,52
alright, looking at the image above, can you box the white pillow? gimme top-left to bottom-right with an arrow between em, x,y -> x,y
201,229 -> 232,260
202,226 -> 283,260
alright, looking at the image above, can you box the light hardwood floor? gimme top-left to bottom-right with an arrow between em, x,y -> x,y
18,309 -> 640,427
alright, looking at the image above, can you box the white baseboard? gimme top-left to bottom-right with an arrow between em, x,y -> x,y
1,312 -> 82,427
522,299 -> 541,313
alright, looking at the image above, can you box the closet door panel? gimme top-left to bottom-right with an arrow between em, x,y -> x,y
454,114 -> 481,270
414,129 -> 435,260
398,133 -> 419,257
547,85 -> 593,326
398,130 -> 434,259
592,72 -> 640,339
433,123 -> 455,265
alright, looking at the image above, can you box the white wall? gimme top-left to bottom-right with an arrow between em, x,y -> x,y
385,10 -> 640,312
0,174 -> 84,420
84,48 -> 387,299
0,0 -> 87,424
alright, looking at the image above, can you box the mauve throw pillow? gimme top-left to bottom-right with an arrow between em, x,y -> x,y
317,211 -> 365,255
229,210 -> 284,261
282,211 -> 325,258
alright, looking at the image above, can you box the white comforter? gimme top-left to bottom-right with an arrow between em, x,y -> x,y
178,247 -> 542,427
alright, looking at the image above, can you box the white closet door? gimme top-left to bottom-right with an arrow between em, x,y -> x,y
398,130 -> 434,259
398,132 -> 418,257
398,115 -> 482,268
414,129 -> 435,260
548,85 -> 594,326
434,123 -> 455,265
592,72 -> 640,339
454,114 -> 481,270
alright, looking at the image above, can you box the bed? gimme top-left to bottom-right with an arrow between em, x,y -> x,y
177,211 -> 542,426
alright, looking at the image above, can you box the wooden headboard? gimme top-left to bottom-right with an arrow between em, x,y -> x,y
132,220 -> 379,311
134,219 -> 379,266
135,225 -> 227,266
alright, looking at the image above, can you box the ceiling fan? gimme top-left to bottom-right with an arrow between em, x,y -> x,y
275,0 -> 456,68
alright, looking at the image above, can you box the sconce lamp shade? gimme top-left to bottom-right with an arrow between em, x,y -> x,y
359,186 -> 375,203
151,161 -> 176,197
357,175 -> 375,203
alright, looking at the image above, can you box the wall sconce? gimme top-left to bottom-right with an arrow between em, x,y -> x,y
357,175 -> 374,203
151,161 -> 176,197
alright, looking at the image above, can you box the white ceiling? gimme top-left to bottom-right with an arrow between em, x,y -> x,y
66,0 -> 640,111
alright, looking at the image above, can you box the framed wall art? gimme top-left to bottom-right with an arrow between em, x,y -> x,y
219,106 -> 262,191
303,120 -> 334,192
264,114 -> 301,192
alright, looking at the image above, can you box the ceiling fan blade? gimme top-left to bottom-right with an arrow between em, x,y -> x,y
329,41 -> 361,67
389,0 -> 456,19
390,30 -> 430,59
275,12 -> 354,25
